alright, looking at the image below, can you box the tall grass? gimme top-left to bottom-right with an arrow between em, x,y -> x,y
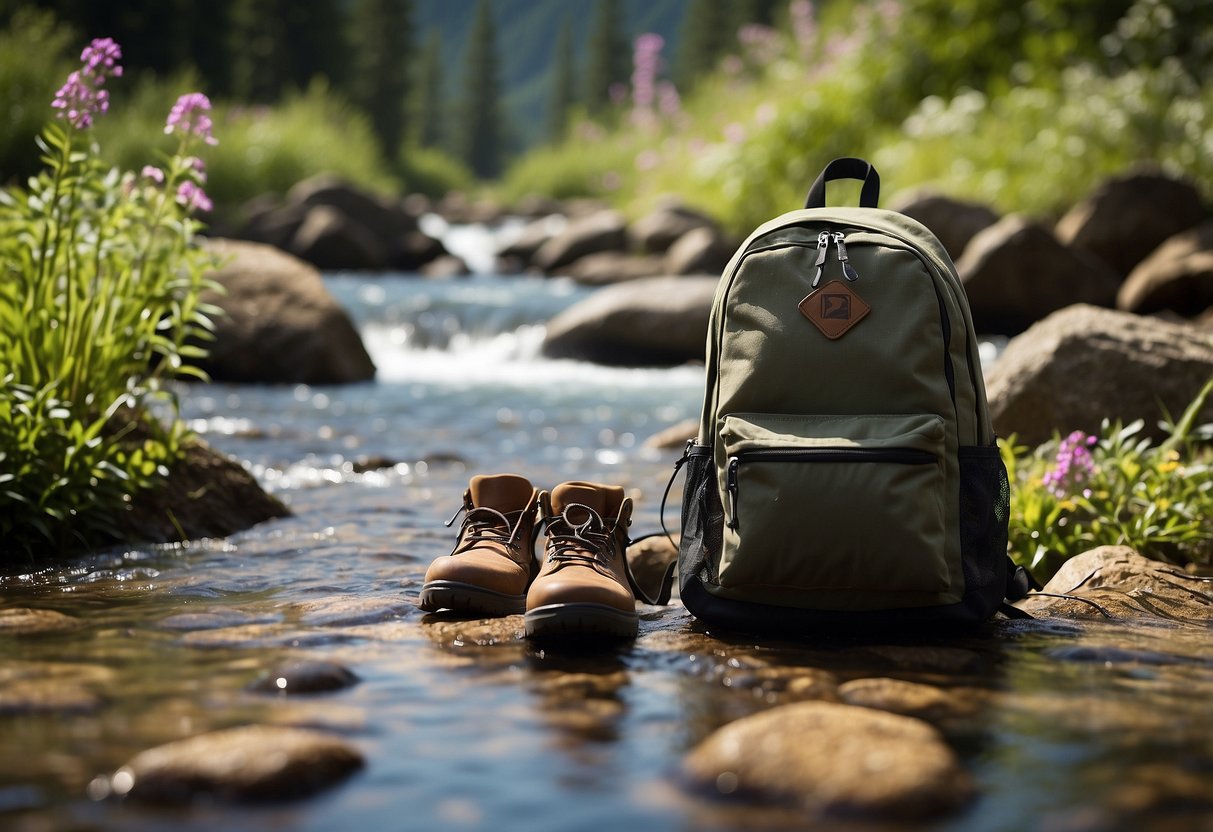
0,43 -> 219,560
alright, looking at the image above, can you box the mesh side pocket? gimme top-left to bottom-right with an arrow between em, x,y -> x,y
679,445 -> 723,589
958,444 -> 1010,603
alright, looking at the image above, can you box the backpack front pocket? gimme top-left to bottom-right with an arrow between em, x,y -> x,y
717,413 -> 951,596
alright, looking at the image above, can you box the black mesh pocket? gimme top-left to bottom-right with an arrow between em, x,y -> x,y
679,444 -> 723,591
958,444 -> 1010,614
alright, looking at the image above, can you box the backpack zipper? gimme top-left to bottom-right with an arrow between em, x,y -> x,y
811,231 -> 861,289
725,447 -> 936,529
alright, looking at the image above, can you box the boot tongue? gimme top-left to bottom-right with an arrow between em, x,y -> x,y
469,474 -> 534,513
550,481 -> 624,521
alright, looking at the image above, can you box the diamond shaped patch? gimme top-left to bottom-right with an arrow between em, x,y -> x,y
798,280 -> 871,340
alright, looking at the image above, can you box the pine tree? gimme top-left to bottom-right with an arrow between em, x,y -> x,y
547,17 -> 575,142
230,0 -> 291,102
414,31 -> 444,148
584,0 -> 629,116
456,0 -> 503,178
674,0 -> 731,92
349,0 -> 413,160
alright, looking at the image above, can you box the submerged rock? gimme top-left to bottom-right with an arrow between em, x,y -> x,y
112,725 -> 363,803
249,660 -> 359,694
0,608 -> 80,635
683,700 -> 973,819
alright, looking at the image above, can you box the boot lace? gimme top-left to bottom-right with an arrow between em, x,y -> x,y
545,503 -> 616,567
446,504 -> 523,556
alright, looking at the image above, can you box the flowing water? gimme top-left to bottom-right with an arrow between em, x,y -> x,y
2,231 -> 1211,831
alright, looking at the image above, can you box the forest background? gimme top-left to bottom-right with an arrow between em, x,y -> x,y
1,0 -> 1209,235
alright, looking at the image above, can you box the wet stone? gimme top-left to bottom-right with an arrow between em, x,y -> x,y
249,660 -> 360,694
420,614 -> 525,647
837,678 -> 987,724
683,701 -> 974,820
0,679 -> 102,715
0,608 -> 80,635
112,725 -> 363,804
289,596 -> 415,627
180,624 -> 349,650
157,609 -> 282,631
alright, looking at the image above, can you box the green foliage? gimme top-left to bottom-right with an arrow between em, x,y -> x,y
547,17 -> 575,142
584,0 -> 630,115
0,76 -> 220,561
95,78 -> 397,209
456,0 -> 504,179
1002,380 -> 1213,583
349,0 -> 412,157
398,144 -> 474,198
0,10 -> 76,183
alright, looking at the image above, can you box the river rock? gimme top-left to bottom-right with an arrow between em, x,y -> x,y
986,304 -> 1213,444
627,534 -> 678,598
200,238 -> 376,384
631,202 -> 717,254
238,197 -> 308,251
837,678 -> 985,723
1056,170 -> 1206,277
0,679 -> 102,714
421,254 -> 470,279
249,660 -> 359,694
532,210 -> 628,273
664,226 -> 733,275
890,192 -> 999,260
0,607 -> 80,635
1117,220 -> 1213,318
496,214 -> 568,268
541,276 -> 716,366
1015,546 -> 1213,623
112,725 -> 363,803
290,205 -> 387,270
287,174 -> 417,243
957,216 -> 1121,334
683,701 -> 973,819
561,251 -> 667,284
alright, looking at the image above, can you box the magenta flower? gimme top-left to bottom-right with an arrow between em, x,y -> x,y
140,165 -> 165,183
182,156 -> 207,183
1043,431 -> 1098,498
51,38 -> 123,130
175,180 -> 213,213
165,93 -> 218,146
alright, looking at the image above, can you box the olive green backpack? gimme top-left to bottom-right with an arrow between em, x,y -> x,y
675,158 -> 1031,631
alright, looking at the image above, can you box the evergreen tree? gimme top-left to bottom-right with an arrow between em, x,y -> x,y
414,30 -> 444,148
584,0 -> 629,116
283,0 -> 349,91
547,16 -> 575,142
230,0 -> 291,102
456,0 -> 503,178
674,0 -> 731,91
349,0 -> 413,159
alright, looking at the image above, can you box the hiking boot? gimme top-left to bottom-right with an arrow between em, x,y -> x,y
525,481 -> 643,639
419,474 -> 539,617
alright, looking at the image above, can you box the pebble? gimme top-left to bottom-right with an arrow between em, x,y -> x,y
248,660 -> 360,694
0,608 -> 80,635
111,725 -> 363,803
683,701 -> 973,819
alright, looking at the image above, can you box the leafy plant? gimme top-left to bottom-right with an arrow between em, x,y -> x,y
0,39 -> 220,560
1002,379 -> 1213,582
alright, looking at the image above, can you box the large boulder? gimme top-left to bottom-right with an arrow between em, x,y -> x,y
200,238 -> 376,384
532,210 -> 628,273
542,276 -> 716,366
561,251 -> 667,284
287,174 -> 418,242
289,205 -> 386,270
630,202 -> 717,254
986,304 -> 1213,445
665,226 -> 734,275
890,192 -> 999,261
497,215 -> 568,268
236,197 -> 308,251
957,216 -> 1121,335
1056,170 -> 1206,277
1117,221 -> 1213,318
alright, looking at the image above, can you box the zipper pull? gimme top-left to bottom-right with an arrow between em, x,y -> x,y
833,232 -> 859,281
811,231 -> 830,289
725,457 -> 740,529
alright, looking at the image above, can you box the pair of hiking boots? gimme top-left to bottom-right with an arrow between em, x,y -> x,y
419,474 -> 667,639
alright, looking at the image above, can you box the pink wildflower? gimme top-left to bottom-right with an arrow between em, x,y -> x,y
51,38 -> 123,129
141,165 -> 165,183
165,93 -> 218,146
1042,431 -> 1098,498
175,180 -> 213,213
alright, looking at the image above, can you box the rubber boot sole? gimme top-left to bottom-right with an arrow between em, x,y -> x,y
524,603 -> 638,639
418,580 -> 526,617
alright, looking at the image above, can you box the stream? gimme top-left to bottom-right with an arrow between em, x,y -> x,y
1,225 -> 1210,831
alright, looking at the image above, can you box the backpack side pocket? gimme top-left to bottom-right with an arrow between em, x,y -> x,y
678,444 -> 723,594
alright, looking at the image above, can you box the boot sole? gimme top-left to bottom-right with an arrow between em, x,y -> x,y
524,603 -> 638,639
418,581 -> 526,617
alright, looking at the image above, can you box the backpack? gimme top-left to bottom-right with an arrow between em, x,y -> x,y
674,157 -> 1031,632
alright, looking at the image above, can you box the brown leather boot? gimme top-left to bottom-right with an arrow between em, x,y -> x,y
419,474 -> 539,616
525,481 -> 644,639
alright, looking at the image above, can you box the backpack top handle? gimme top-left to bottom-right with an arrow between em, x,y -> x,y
804,157 -> 881,209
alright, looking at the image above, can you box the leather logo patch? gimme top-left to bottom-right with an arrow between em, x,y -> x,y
799,280 -> 870,339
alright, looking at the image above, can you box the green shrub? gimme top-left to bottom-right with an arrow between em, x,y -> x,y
1002,380 -> 1213,583
398,143 -> 474,199
0,41 -> 219,560
0,10 -> 76,184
